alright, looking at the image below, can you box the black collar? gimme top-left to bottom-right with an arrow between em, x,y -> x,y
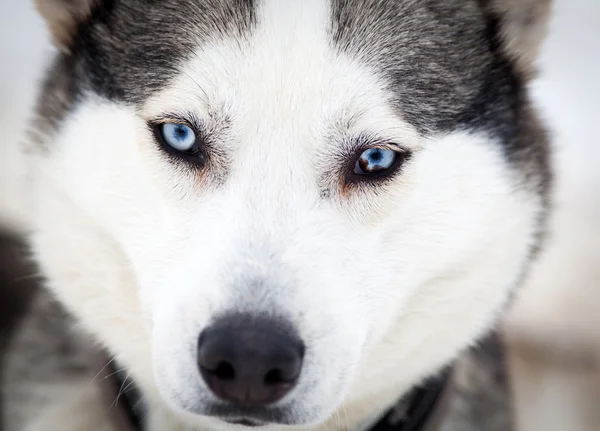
96,358 -> 453,431
367,368 -> 452,431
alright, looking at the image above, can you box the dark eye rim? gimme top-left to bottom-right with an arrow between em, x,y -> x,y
148,118 -> 207,166
344,145 -> 411,184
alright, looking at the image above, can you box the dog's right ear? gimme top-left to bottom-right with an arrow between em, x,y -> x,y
35,0 -> 96,51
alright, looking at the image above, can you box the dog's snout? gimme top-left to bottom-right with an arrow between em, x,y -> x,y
197,314 -> 304,406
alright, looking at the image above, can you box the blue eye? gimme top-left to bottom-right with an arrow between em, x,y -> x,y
159,122 -> 196,152
354,147 -> 398,175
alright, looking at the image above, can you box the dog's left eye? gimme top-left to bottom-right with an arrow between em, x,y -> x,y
354,148 -> 398,175
159,123 -> 197,151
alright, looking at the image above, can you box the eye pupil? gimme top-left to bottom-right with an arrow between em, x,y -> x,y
369,149 -> 383,162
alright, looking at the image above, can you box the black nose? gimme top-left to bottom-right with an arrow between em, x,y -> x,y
197,314 -> 304,406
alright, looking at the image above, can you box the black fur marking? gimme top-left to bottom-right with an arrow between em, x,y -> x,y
33,0 -> 257,147
330,0 -> 551,194
72,0 -> 257,103
331,0 -> 492,133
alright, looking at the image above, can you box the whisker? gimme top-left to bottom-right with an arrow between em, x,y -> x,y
89,356 -> 117,384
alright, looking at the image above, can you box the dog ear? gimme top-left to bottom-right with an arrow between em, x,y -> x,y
482,0 -> 552,78
35,0 -> 96,51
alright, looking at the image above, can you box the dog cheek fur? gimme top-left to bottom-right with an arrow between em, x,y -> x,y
27,100 -> 169,394
317,131 -> 541,423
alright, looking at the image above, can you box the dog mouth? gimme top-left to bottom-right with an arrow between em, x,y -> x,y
185,399 -> 304,427
223,418 -> 266,428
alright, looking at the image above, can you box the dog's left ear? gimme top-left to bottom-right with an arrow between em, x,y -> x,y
35,0 -> 96,51
482,0 -> 552,78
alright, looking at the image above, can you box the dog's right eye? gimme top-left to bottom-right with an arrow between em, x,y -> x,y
159,123 -> 196,152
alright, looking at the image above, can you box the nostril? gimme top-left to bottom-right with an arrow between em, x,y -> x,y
264,368 -> 284,386
211,361 -> 235,381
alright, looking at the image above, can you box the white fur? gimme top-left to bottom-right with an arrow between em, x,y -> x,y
7,0 -> 542,430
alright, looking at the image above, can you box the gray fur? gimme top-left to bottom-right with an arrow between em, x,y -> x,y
331,0 -> 491,133
2,290 -> 94,431
441,336 -> 513,431
330,0 -> 550,196
33,0 -> 257,148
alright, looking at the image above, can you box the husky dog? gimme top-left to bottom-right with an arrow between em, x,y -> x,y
2,0 -> 552,430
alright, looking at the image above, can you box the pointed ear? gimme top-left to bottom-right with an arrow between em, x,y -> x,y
35,0 -> 96,51
483,0 -> 552,78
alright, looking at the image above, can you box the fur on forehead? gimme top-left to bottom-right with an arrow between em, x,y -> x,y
32,1 -> 553,112
36,0 -> 551,77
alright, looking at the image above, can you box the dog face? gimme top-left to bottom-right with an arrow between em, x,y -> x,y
30,0 -> 550,428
